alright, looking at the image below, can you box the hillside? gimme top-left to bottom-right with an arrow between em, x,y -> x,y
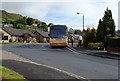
0,10 -> 23,23
0,10 -> 48,31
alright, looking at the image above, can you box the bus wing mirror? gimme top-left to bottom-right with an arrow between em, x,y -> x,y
48,34 -> 50,37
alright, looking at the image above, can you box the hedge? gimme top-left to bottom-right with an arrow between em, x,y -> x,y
88,42 -> 104,50
108,38 -> 120,47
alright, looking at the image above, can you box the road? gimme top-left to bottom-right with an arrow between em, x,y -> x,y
1,44 -> 119,79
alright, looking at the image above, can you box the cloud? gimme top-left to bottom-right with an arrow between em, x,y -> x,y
1,0 -> 119,30
1,0 -> 55,2
2,2 -> 54,20
23,2 -> 54,20
43,1 -> 105,28
47,0 -> 119,30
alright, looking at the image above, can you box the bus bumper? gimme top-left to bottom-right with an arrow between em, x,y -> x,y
50,43 -> 67,47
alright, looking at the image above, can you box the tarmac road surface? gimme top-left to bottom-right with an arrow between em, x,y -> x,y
1,44 -> 119,80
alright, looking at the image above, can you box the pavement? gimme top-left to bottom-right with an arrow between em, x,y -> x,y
68,43 -> 120,60
1,50 -> 87,81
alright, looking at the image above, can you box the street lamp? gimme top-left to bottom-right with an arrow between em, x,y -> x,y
77,12 -> 85,32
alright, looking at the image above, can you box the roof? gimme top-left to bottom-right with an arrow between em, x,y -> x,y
35,31 -> 49,38
50,25 -> 67,27
50,25 -> 67,28
2,27 -> 35,37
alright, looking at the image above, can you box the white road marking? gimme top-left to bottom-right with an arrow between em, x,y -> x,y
6,51 -> 86,79
40,49 -> 63,51
27,61 -> 86,79
66,47 -> 79,54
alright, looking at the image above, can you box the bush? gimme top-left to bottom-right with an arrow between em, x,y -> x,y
88,42 -> 104,50
9,39 -> 12,42
18,37 -> 23,42
16,24 -> 26,29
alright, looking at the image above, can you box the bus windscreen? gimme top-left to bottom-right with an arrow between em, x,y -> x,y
50,26 -> 67,38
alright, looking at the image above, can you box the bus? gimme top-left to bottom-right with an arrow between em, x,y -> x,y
49,25 -> 68,47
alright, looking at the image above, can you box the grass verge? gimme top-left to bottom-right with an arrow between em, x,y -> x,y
0,66 -> 28,81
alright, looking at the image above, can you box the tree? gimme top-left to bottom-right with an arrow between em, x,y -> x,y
34,19 -> 41,24
16,23 -> 26,29
40,22 -> 48,32
96,19 -> 104,42
12,17 -> 27,29
48,23 -> 54,27
83,28 -> 97,48
102,8 -> 115,37
90,28 -> 97,42
27,17 -> 34,25
12,21 -> 17,28
17,17 -> 27,25
68,28 -> 74,34
83,28 -> 91,48
96,8 -> 116,42
74,29 -> 81,35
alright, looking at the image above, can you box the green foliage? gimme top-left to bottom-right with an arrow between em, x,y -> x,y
34,19 -> 41,24
16,24 -> 26,29
18,37 -> 23,42
88,42 -> 103,49
0,18 -> 2,22
83,28 -> 97,48
40,22 -> 48,32
26,17 -> 34,25
1,10 -> 23,23
96,8 -> 116,42
108,37 -> 120,47
74,29 -> 81,35
17,17 -> 27,25
48,23 -> 54,27
0,66 -> 28,81
1,10 -> 48,32
103,35 -> 110,48
96,19 -> 104,42
9,39 -> 12,42
68,28 -> 74,34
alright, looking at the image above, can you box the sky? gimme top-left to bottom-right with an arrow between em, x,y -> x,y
1,0 -> 120,30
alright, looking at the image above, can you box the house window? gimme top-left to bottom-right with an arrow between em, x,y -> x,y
2,36 -> 8,40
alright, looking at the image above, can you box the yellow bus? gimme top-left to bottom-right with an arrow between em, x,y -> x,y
49,25 -> 68,47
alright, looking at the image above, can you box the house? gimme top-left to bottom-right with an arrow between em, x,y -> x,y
0,28 -> 10,43
28,26 -> 38,30
34,31 -> 49,43
116,31 -> 120,36
0,27 -> 36,43
0,23 -> 13,28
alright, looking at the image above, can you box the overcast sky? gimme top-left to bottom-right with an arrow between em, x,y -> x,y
1,0 -> 119,30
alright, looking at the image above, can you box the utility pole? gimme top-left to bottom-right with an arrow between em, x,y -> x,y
77,12 -> 85,31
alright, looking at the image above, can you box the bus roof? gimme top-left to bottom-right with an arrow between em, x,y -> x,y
50,25 -> 67,28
